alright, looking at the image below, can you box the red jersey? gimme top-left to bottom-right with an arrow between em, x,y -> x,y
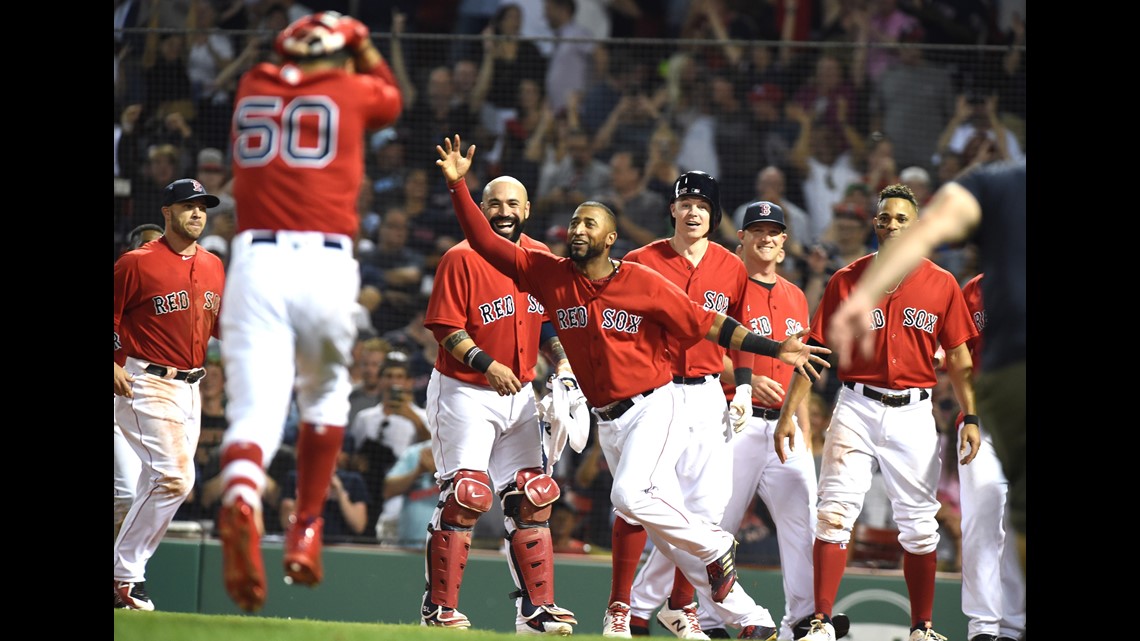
425,235 -> 551,386
448,186 -> 717,408
230,60 -> 402,236
812,254 -> 977,389
741,275 -> 810,408
114,238 -> 225,370
961,273 -> 986,371
624,240 -> 749,378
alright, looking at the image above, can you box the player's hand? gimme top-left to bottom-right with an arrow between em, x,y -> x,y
336,15 -> 371,52
958,421 -> 981,465
749,375 -> 784,408
436,134 -> 475,186
484,360 -> 522,396
114,362 -> 134,398
827,289 -> 877,371
773,414 -> 797,463
778,328 -> 831,381
728,384 -> 750,433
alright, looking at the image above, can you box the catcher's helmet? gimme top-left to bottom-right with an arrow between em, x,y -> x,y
276,12 -> 349,61
670,170 -> 722,231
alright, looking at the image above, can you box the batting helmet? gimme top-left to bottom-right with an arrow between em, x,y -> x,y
275,12 -> 350,61
670,170 -> 722,231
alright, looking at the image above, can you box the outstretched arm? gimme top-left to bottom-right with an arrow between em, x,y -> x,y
437,135 -> 520,279
705,313 -> 830,382
828,181 -> 980,368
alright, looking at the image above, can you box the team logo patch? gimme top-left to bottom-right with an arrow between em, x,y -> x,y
190,179 -> 206,193
758,202 -> 772,216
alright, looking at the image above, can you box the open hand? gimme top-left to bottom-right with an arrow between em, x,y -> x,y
435,134 -> 476,185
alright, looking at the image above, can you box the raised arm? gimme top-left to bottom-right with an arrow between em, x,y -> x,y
436,135 -> 520,279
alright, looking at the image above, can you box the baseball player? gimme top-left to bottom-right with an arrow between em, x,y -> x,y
437,135 -> 832,641
215,11 -> 402,612
955,274 -> 1025,641
114,180 -> 226,610
115,223 -> 166,546
773,183 -> 981,641
826,160 -> 1025,578
420,174 -> 579,634
609,172 -> 761,641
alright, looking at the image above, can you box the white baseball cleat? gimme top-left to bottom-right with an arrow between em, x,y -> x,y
908,628 -> 948,641
798,619 -> 835,641
516,602 -> 577,635
655,602 -> 710,639
602,601 -> 633,638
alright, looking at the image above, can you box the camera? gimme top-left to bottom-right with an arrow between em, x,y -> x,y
389,386 -> 406,402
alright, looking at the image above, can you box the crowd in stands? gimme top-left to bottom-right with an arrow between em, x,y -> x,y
119,0 -> 1024,568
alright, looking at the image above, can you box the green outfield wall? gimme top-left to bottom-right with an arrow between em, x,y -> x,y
146,535 -> 968,638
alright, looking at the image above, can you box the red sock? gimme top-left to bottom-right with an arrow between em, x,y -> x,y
294,423 -> 344,520
630,615 -> 650,629
813,539 -> 848,617
903,550 -> 937,628
609,517 -> 647,604
668,566 -> 695,609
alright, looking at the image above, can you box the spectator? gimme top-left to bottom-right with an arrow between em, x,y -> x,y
935,92 -> 1024,169
496,77 -> 548,190
186,0 -> 236,149
868,25 -> 954,174
483,3 -> 547,114
192,147 -> 235,218
542,0 -> 596,116
534,127 -> 610,231
642,121 -> 683,204
595,148 -> 669,256
864,0 -> 921,87
788,102 -> 865,247
348,336 -> 393,428
379,415 -> 435,548
790,52 -> 862,143
368,126 -> 411,215
359,209 -> 428,335
380,305 -> 439,406
130,144 -> 184,228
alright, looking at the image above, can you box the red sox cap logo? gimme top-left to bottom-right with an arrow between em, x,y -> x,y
758,202 -> 772,217
190,179 -> 206,193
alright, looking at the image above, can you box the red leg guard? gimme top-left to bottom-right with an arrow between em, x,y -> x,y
610,516 -> 647,605
295,423 -> 344,519
426,528 -> 472,609
509,527 -> 557,606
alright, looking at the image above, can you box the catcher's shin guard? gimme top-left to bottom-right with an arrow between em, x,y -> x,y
507,526 -> 557,606
425,528 -> 472,609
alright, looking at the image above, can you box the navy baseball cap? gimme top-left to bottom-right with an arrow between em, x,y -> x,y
163,179 -> 221,208
741,201 -> 786,230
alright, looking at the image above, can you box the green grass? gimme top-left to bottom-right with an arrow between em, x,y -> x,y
113,610 -> 615,641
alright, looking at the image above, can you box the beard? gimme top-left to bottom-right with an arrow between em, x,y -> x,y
568,239 -> 605,265
491,215 -> 525,243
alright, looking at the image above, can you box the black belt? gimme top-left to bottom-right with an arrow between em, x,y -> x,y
843,381 -> 929,407
145,364 -> 206,384
251,233 -> 345,250
752,406 -> 781,420
594,387 -> 656,422
672,373 -> 719,385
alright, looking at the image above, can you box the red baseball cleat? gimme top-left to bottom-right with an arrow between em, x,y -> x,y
283,515 -> 324,586
706,540 -> 739,603
218,497 -> 267,612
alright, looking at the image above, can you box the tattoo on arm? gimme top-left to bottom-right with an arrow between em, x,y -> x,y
442,330 -> 471,353
542,337 -> 568,369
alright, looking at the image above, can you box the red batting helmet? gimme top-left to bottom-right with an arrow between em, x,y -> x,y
670,170 -> 722,231
275,12 -> 350,61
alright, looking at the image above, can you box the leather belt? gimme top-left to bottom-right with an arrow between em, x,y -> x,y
594,388 -> 655,422
145,364 -> 206,384
752,406 -> 781,420
251,232 -> 346,250
843,381 -> 929,407
672,373 -> 719,385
